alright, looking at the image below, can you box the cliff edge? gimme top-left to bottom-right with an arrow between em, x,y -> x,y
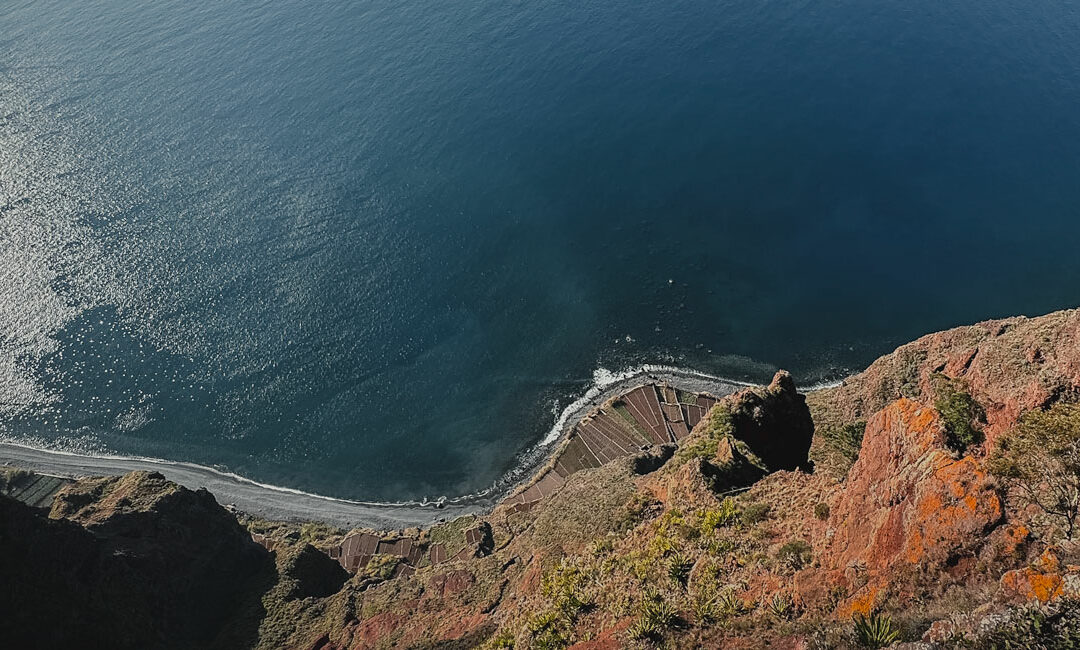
6,308 -> 1080,648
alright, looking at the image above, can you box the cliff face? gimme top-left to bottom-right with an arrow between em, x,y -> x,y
808,308 -> 1080,453
7,308 -> 1080,649
0,471 -> 275,650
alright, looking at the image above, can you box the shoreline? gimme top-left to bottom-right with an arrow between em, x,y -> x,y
0,441 -> 483,529
0,366 -> 838,529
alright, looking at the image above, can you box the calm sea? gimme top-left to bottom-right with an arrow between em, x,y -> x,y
2,0 -> 1079,500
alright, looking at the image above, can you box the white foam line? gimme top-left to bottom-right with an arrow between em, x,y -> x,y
1,365 -> 850,509
540,363 -> 758,445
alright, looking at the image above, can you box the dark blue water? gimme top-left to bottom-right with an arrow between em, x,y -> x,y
2,0 -> 1079,500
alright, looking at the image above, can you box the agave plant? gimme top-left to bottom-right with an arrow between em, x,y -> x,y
629,594 -> 679,641
716,588 -> 748,617
767,591 -> 796,621
667,552 -> 694,588
853,611 -> 901,649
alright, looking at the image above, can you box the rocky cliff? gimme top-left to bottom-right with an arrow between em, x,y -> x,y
6,308 -> 1080,649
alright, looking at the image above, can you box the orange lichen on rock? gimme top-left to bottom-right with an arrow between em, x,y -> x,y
823,399 -> 1002,575
999,548 -> 1070,603
837,585 -> 880,618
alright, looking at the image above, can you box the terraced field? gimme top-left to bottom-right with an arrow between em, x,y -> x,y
501,383 -> 718,513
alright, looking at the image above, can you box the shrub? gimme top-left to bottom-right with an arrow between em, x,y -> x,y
617,492 -> 661,531
527,610 -> 571,650
989,403 -> 1080,538
932,374 -> 985,453
698,498 -> 741,535
776,540 -> 813,571
363,554 -> 400,580
740,502 -> 771,525
943,598 -> 1080,647
692,593 -> 720,626
588,536 -> 614,557
3,468 -> 31,492
541,560 -> 591,617
674,405 -> 735,465
853,612 -> 901,649
814,502 -> 830,521
826,584 -> 849,611
717,588 -> 749,617
487,629 -> 515,649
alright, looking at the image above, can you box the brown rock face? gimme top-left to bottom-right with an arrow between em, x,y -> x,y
809,309 -> 1080,450
824,398 -> 1003,574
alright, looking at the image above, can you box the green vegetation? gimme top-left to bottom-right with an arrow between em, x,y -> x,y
674,405 -> 734,465
698,497 -> 741,534
766,592 -> 796,621
814,502 -> 830,521
612,402 -> 652,439
363,554 -> 401,580
932,374 -> 985,453
939,599 -> 1080,648
428,514 -> 479,557
776,540 -> 812,571
716,588 -> 750,618
853,612 -> 901,649
486,629 -> 516,649
990,402 -> 1080,538
527,610 -> 571,650
740,502 -> 771,525
667,552 -> 694,588
692,593 -> 720,626
628,594 -> 679,641
520,559 -> 597,649
0,468 -> 31,494
541,560 -> 592,618
677,389 -> 699,406
872,347 -> 927,405
298,522 -> 342,546
816,420 -> 867,479
616,491 -> 661,532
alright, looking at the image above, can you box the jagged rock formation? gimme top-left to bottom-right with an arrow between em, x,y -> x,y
724,370 -> 815,472
281,544 -> 350,599
808,308 -> 1080,452
825,398 -> 1003,574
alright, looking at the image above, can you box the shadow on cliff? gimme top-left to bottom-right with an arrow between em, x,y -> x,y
0,473 -> 276,650
728,370 -> 815,472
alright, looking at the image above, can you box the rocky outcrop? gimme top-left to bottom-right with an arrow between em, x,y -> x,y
7,308 -> 1080,649
0,471 -> 274,649
808,308 -> 1080,450
701,436 -> 767,493
823,399 -> 1003,576
282,544 -> 350,599
723,370 -> 815,471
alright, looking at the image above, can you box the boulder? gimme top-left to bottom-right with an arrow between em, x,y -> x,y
823,399 -> 1003,575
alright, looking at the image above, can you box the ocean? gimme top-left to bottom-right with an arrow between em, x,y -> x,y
2,0 -> 1079,501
